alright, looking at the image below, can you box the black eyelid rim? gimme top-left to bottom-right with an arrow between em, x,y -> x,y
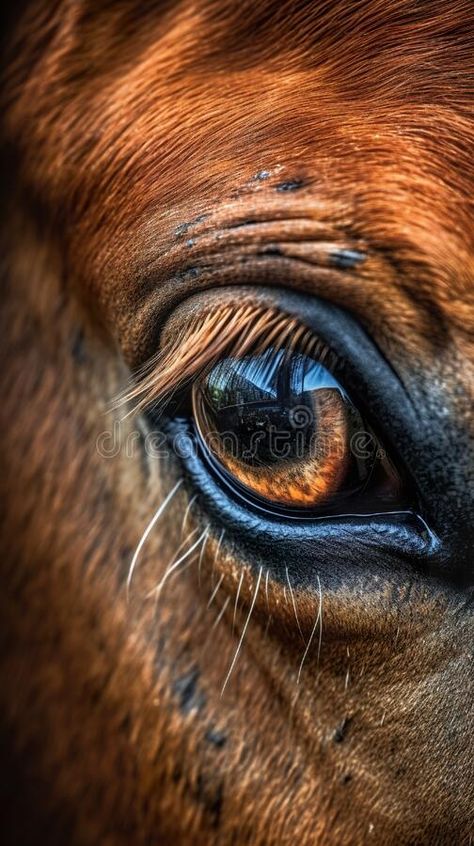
162,418 -> 442,576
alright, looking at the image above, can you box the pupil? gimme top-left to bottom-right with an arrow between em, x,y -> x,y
195,350 -> 344,467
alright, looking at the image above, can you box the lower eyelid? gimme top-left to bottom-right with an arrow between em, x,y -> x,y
163,417 -> 439,558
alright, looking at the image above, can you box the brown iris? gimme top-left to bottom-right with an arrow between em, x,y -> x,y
192,347 -> 399,513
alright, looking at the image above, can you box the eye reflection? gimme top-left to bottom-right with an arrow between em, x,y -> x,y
192,348 -> 403,514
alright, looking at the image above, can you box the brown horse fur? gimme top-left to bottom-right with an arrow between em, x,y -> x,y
1,1 -> 473,844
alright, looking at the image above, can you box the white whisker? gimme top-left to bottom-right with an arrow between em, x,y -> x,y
181,493 -> 197,535
198,528 -> 210,585
221,566 -> 263,696
316,574 -> 323,667
211,595 -> 231,630
126,479 -> 183,598
214,528 -> 225,559
207,573 -> 224,607
158,526 -> 200,586
211,529 -> 225,585
232,570 -> 245,635
147,527 -> 208,600
168,552 -> 198,583
286,566 -> 304,642
297,574 -> 323,684
265,569 -> 270,610
150,551 -> 199,618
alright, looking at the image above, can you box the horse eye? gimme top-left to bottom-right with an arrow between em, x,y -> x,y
192,347 -> 404,515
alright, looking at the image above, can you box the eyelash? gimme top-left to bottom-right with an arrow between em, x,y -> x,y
116,300 -> 336,419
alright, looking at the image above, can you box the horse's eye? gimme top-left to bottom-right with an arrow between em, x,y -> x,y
192,347 -> 403,515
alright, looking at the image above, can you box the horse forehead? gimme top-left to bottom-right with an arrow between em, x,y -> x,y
7,2 -> 474,368
9,1 -> 473,272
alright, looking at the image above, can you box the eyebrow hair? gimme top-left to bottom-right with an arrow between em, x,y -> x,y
115,301 -> 326,417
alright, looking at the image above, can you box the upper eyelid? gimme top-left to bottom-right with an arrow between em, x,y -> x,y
112,301 -> 331,417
